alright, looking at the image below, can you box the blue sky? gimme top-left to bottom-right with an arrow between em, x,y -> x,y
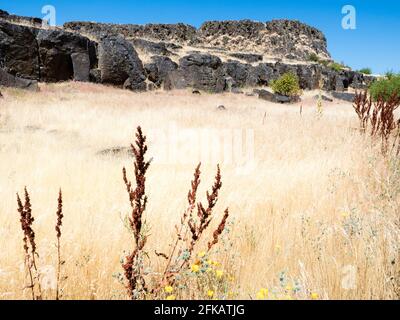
1,0 -> 399,74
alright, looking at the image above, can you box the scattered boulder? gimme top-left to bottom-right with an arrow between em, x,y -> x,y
98,35 -> 146,90
258,89 -> 276,102
0,68 -> 39,91
192,89 -> 201,95
331,91 -> 356,102
217,105 -> 226,110
257,89 -> 300,104
313,94 -> 333,102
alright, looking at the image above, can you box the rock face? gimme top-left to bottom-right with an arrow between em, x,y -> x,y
0,10 -> 376,95
36,29 -> 97,82
0,9 -> 42,27
196,19 -> 330,60
98,35 -> 146,90
0,20 -> 97,85
144,56 -> 178,87
165,53 -> 226,92
0,21 -> 40,80
64,21 -> 197,44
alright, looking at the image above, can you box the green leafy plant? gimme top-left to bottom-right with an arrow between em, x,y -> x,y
271,72 -> 301,97
369,73 -> 400,102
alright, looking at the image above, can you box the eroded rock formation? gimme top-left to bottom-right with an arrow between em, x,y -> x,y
0,9 -> 376,96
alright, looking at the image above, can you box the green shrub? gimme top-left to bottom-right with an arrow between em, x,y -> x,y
369,74 -> 400,101
358,68 -> 372,75
308,53 -> 320,63
271,72 -> 301,97
329,62 -> 345,72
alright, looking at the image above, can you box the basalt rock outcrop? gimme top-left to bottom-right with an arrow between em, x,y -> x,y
0,9 -> 376,96
98,35 -> 146,90
0,19 -> 97,85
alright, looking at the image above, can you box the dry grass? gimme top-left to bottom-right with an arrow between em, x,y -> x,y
0,82 -> 399,300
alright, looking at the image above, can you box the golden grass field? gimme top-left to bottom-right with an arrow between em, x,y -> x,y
0,82 -> 399,300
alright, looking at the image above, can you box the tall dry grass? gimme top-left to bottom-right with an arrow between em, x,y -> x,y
0,82 -> 398,299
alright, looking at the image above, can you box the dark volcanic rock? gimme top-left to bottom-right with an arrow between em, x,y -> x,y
229,52 -> 263,63
144,55 -> 178,87
132,38 -> 175,56
199,20 -> 265,38
0,22 -> 40,80
265,20 -> 329,60
331,91 -> 356,102
71,52 -> 90,81
0,68 -> 39,91
36,29 -> 97,82
98,35 -> 146,90
165,53 -> 226,92
65,21 -> 197,43
257,89 -> 299,104
0,9 -> 42,27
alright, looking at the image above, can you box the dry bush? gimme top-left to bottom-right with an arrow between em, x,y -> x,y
16,188 -> 63,300
121,126 -> 231,300
353,90 -> 400,153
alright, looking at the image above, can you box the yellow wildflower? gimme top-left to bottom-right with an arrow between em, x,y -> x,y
215,270 -> 224,278
285,284 -> 293,292
207,290 -> 214,298
260,288 -> 268,297
164,286 -> 173,293
191,264 -> 200,273
275,245 -> 281,254
256,291 -> 265,300
166,295 -> 176,300
341,211 -> 349,218
198,251 -> 206,258
311,292 -> 319,300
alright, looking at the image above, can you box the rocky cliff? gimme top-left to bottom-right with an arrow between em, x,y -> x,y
0,9 -> 375,96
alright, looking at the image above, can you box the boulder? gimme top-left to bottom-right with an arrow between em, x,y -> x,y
165,53 -> 226,92
258,89 -> 276,102
36,29 -> 96,82
257,89 -> 300,104
0,68 -> 39,91
0,21 -> 40,80
98,35 -> 146,90
144,56 -> 178,87
331,91 -> 356,102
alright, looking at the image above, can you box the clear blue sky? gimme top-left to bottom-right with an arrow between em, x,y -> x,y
1,0 -> 399,74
